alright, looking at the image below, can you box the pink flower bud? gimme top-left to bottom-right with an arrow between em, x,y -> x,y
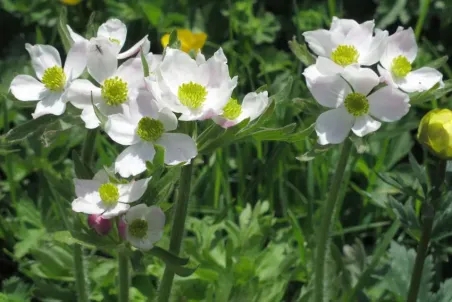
117,216 -> 127,240
87,214 -> 112,236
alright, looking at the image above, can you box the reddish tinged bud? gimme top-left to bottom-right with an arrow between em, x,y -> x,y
88,214 -> 112,235
118,216 -> 127,240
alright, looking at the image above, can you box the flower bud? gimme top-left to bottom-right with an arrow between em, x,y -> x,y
117,216 -> 127,240
88,214 -> 112,236
417,108 -> 452,159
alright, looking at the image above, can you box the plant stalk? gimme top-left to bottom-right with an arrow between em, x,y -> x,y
158,156 -> 194,301
118,247 -> 130,302
406,159 -> 446,302
73,129 -> 98,302
313,138 -> 353,302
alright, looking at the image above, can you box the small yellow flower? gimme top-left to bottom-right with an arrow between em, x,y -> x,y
60,0 -> 82,5
161,29 -> 207,53
417,109 -> 452,159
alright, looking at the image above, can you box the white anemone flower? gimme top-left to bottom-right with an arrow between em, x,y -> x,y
156,48 -> 238,121
304,60 -> 410,145
212,91 -> 269,128
105,90 -> 197,178
10,42 -> 87,118
378,27 -> 443,93
124,204 -> 165,251
67,18 -> 150,62
72,170 -> 151,219
303,17 -> 388,71
66,55 -> 145,129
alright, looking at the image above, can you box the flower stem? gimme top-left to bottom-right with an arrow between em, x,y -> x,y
118,247 -> 130,302
313,138 -> 353,302
414,0 -> 431,41
407,159 -> 446,302
73,129 -> 98,302
158,154 -> 194,302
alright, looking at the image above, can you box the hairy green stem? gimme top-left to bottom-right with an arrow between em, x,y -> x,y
73,129 -> 98,302
407,159 -> 446,302
158,160 -> 194,301
314,139 -> 353,302
118,247 -> 130,302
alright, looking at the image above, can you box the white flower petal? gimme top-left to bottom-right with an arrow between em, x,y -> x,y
125,204 -> 149,222
241,91 -> 269,121
32,93 -> 66,119
368,86 -> 410,122
380,28 -> 417,70
157,107 -> 178,131
113,57 -> 145,89
359,29 -> 388,66
117,35 -> 150,60
66,25 -> 87,44
302,29 -> 338,57
64,40 -> 88,80
315,107 -> 354,145
397,67 -> 443,93
118,177 -> 151,203
204,48 -> 230,87
10,75 -> 46,101
377,65 -> 397,87
87,37 -> 118,83
25,44 -> 62,80
66,79 -> 101,109
74,178 -> 102,200
305,72 -> 351,108
105,114 -> 139,146
101,203 -> 130,219
156,133 -> 197,165
128,90 -> 159,121
72,197 -> 104,215
146,206 -> 166,232
330,17 -> 359,35
344,20 -> 374,54
97,18 -> 127,49
115,142 -> 156,177
93,170 -> 110,183
127,236 -> 154,251
315,57 -> 344,76
351,115 -> 381,137
81,106 -> 101,129
341,65 -> 379,95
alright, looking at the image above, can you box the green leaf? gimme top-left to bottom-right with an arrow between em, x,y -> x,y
250,124 -> 297,142
72,150 -> 94,179
168,30 -> 181,49
408,152 -> 428,195
383,242 -> 434,301
91,92 -> 108,127
14,229 -> 45,259
287,209 -> 306,265
288,37 -> 315,66
410,79 -> 452,105
270,76 -> 293,103
140,47 -> 150,77
52,230 -> 96,249
296,143 -> 332,162
1,115 -> 59,144
387,197 -> 421,236
148,246 -> 189,266
425,55 -> 448,69
57,7 -> 72,53
140,1 -> 162,26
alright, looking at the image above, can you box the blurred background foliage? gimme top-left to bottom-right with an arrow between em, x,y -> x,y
1,0 -> 452,301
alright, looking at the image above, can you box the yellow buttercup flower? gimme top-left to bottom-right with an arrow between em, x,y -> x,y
417,109 -> 452,159
60,0 -> 82,5
161,29 -> 207,53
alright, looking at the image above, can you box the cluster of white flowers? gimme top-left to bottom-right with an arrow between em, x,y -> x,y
303,17 -> 443,145
10,19 -> 269,250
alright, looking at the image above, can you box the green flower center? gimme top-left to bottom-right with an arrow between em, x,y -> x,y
136,117 -> 165,142
391,55 -> 412,78
101,76 -> 128,106
177,82 -> 207,109
109,37 -> 121,44
331,45 -> 359,67
222,98 -> 242,120
129,219 -> 148,239
41,66 -> 66,91
344,92 -> 369,117
98,183 -> 119,207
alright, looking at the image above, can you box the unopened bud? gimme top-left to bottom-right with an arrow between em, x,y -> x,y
88,214 -> 112,236
417,109 -> 452,159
